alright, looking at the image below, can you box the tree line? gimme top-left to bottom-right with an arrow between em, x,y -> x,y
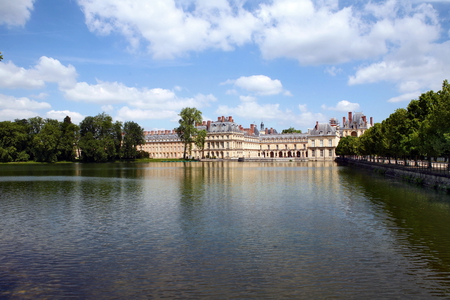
336,80 -> 450,166
0,113 -> 146,163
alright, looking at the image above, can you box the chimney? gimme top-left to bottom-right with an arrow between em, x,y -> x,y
218,117 -> 221,121
229,116 -> 233,122
370,117 -> 373,126
315,121 -> 318,129
362,116 -> 366,124
207,120 -> 211,130
221,116 -> 225,122
250,124 -> 255,134
343,117 -> 346,126
265,128 -> 268,135
348,112 -> 352,124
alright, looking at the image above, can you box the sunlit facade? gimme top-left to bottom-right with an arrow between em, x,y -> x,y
139,112 -> 372,161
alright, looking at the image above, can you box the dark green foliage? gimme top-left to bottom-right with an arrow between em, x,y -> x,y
175,107 -> 203,159
122,121 -> 145,159
282,127 -> 302,134
79,113 -> 122,162
338,80 -> 450,162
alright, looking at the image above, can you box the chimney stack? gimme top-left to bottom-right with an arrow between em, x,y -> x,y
370,117 -> 373,126
348,112 -> 353,124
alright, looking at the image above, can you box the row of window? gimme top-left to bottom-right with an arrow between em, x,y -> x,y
311,139 -> 333,147
311,149 -> 334,157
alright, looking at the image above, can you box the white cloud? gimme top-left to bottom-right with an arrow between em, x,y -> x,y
216,101 -> 282,120
116,106 -> 178,121
101,105 -> 114,112
387,91 -> 422,103
216,99 -> 326,128
321,100 -> 360,112
325,66 -> 343,76
0,94 -> 51,110
63,80 -> 217,110
224,75 -> 285,95
30,92 -> 49,100
0,94 -> 51,121
0,57 -> 77,89
239,95 -> 257,102
76,0 -> 450,100
78,0 -> 260,59
0,0 -> 34,27
0,109 -> 39,121
347,2 -> 449,96
45,110 -> 85,124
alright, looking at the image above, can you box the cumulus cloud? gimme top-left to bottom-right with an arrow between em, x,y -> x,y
321,100 -> 360,112
116,107 -> 178,121
0,57 -> 77,89
78,0 -> 259,59
76,0 -> 450,102
239,95 -> 257,102
387,91 -> 422,103
63,80 -> 217,110
216,98 -> 326,128
0,94 -> 51,110
0,94 -> 51,121
0,0 -> 34,27
222,75 -> 286,96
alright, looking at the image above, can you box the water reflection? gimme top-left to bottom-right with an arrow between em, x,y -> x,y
1,162 -> 450,298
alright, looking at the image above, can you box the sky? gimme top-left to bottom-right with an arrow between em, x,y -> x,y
1,0 -> 450,132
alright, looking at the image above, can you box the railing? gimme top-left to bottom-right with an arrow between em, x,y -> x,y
338,156 -> 450,178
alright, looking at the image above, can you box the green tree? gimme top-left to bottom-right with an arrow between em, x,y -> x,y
175,107 -> 203,159
358,123 -> 386,161
0,51 -> 3,61
122,121 -> 145,159
336,136 -> 359,158
31,118 -> 62,162
0,121 -> 29,162
79,113 -> 121,162
58,116 -> 80,161
282,127 -> 302,134
194,129 -> 207,159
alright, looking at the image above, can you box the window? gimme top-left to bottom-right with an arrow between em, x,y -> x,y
311,140 -> 315,147
329,149 -> 333,157
328,139 -> 332,147
320,140 -> 323,147
320,149 -> 324,157
312,150 -> 315,157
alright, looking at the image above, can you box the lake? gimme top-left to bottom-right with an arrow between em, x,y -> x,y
1,161 -> 450,299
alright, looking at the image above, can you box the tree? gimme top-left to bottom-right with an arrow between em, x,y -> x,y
79,113 -> 120,162
336,136 -> 359,158
122,121 -> 145,159
0,121 -> 29,162
0,51 -> 3,61
58,116 -> 79,161
31,118 -> 62,162
194,129 -> 207,159
282,127 -> 302,134
175,107 -> 202,159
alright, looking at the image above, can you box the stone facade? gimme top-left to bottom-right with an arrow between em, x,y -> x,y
139,112 -> 372,161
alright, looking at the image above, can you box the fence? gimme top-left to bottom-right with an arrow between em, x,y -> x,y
338,156 -> 450,178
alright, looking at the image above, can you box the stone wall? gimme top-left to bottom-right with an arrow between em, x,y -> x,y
337,158 -> 450,192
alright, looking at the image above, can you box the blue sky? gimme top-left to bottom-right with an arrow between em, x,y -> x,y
1,0 -> 449,132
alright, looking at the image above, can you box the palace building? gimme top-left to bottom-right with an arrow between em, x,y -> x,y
139,112 -> 372,161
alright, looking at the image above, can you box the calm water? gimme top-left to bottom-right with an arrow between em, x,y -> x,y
1,161 -> 450,299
